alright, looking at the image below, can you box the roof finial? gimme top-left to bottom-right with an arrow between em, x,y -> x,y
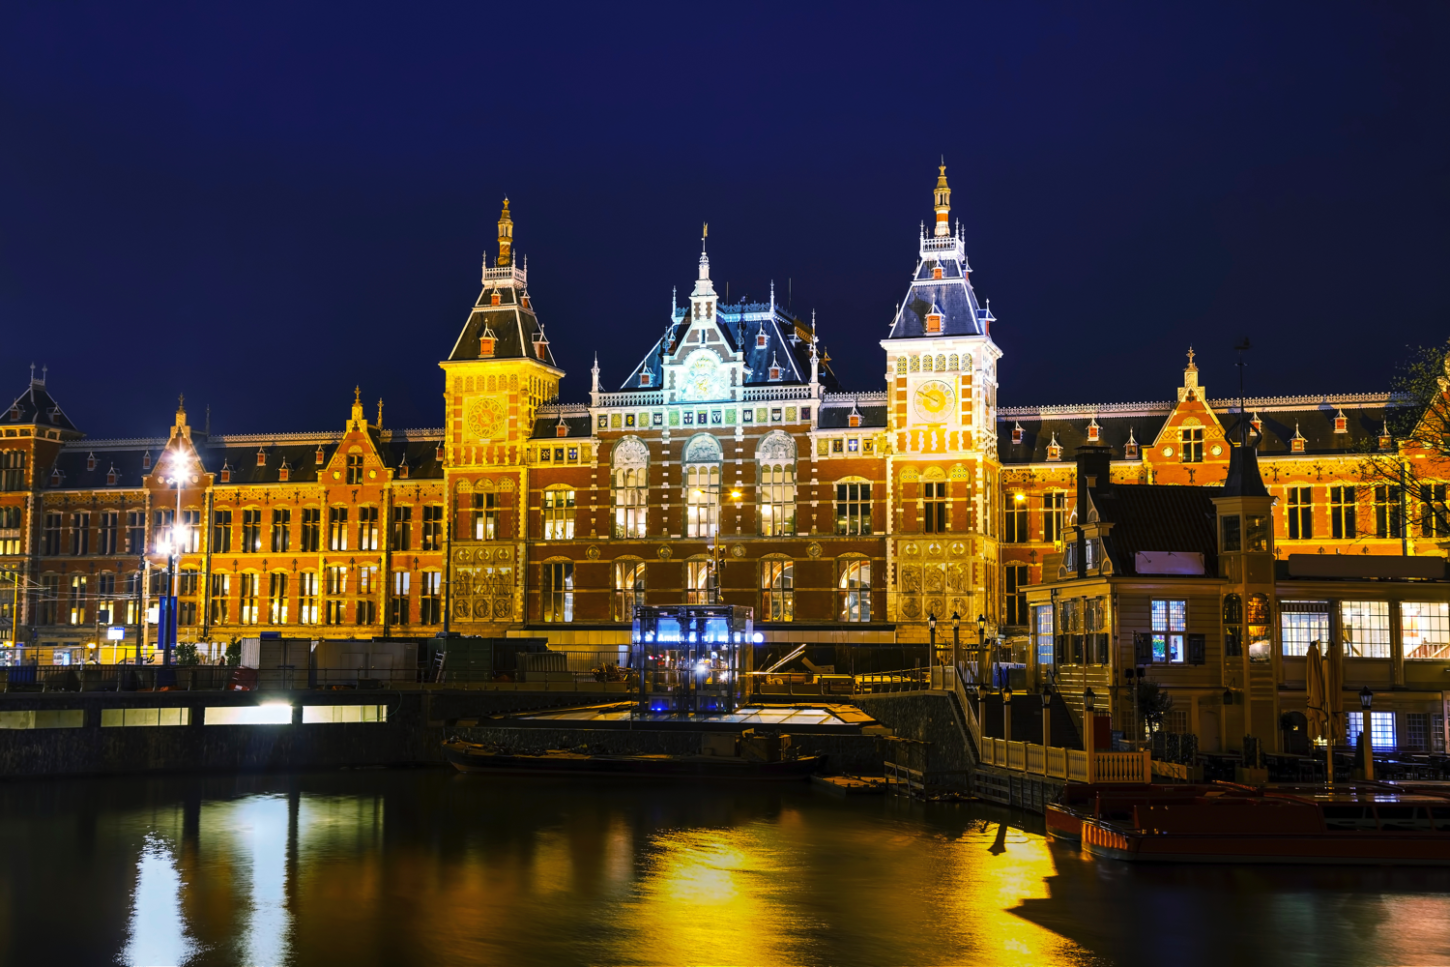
354,385 -> 361,405
177,393 -> 185,413
376,398 -> 384,429
28,362 -> 35,384
933,162 -> 951,237
496,198 -> 514,267
1186,346 -> 1197,370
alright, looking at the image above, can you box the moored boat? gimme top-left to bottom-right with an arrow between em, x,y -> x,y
1079,786 -> 1450,865
442,739 -> 825,781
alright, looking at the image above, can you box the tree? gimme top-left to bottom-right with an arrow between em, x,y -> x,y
1359,339 -> 1450,542
1137,680 -> 1175,736
174,642 -> 200,665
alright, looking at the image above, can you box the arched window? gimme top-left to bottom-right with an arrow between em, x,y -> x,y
613,558 -> 647,621
948,354 -> 959,371
683,434 -> 722,538
761,558 -> 794,622
839,558 -> 871,622
611,437 -> 649,539
757,431 -> 797,536
0,451 -> 25,491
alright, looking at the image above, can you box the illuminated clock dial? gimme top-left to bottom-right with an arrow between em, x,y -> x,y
465,397 -> 505,440
912,380 -> 955,423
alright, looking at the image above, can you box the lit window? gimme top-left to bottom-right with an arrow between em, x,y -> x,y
759,464 -> 796,536
838,560 -> 870,622
1279,601 -> 1330,657
1150,599 -> 1187,663
1180,427 -> 1204,463
1341,600 -> 1390,658
1347,711 -> 1396,750
544,488 -> 576,540
835,482 -> 871,536
544,562 -> 573,622
1403,601 -> 1450,660
761,560 -> 794,622
686,559 -> 715,605
613,560 -> 646,620
1287,487 -> 1312,540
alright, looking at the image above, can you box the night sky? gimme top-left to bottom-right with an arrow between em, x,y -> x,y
2,3 -> 1447,440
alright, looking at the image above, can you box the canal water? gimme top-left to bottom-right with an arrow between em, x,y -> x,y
2,772 -> 1449,967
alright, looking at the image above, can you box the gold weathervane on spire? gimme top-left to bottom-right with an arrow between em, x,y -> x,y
497,198 -> 514,267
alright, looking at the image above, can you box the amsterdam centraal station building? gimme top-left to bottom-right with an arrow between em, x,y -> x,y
3,168 -> 1447,753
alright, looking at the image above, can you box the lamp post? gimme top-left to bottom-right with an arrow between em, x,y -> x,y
928,612 -> 937,672
158,450 -> 194,667
1002,684 -> 1013,743
1041,681 -> 1053,749
1083,686 -> 1097,783
951,611 -> 961,674
1359,686 -> 1375,781
977,613 -> 987,688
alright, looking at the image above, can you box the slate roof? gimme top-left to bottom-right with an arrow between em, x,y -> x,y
4,377 -> 80,433
817,395 -> 888,429
1089,483 -> 1221,577
446,277 -> 558,368
530,413 -> 594,440
886,232 -> 995,340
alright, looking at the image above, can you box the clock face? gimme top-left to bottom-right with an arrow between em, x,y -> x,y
913,380 -> 955,423
465,397 -> 505,440
679,351 -> 729,402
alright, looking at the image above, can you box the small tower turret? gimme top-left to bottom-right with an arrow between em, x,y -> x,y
933,161 -> 952,237
496,198 -> 514,267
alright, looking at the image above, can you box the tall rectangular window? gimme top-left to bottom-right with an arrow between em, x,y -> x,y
1402,601 -> 1450,660
181,511 -> 200,552
1341,600 -> 1390,658
297,572 -> 318,625
300,507 -> 320,552
212,509 -> 232,553
922,482 -> 947,533
838,559 -> 870,623
391,505 -> 412,551
1347,711 -> 1396,751
0,451 -> 25,490
357,506 -> 378,550
270,508 -> 291,552
473,493 -> 498,541
1150,599 -> 1187,663
268,573 -> 288,624
419,571 -> 441,625
239,573 -> 259,626
95,573 -> 116,623
1180,427 -> 1204,463
1330,486 -> 1356,539
1004,495 -> 1028,543
69,513 -> 89,556
39,574 -> 60,624
686,465 -> 720,538
1043,493 -> 1066,544
0,507 -> 18,555
210,574 -> 230,625
544,489 -> 576,541
328,507 -> 348,551
835,482 -> 872,536
42,512 -> 61,556
126,511 -> 145,554
1005,563 -> 1028,626
1286,487 -> 1312,540
761,560 -> 794,622
68,574 -> 87,624
613,560 -> 646,621
1374,485 -> 1402,539
98,512 -> 118,555
544,562 -> 573,623
759,465 -> 796,536
390,571 -> 410,625
686,560 -> 715,605
613,470 -> 647,539
346,453 -> 363,485
1279,601 -> 1330,658
422,505 -> 444,550
355,567 -> 377,624
1421,483 -> 1449,538
242,509 -> 262,552
1034,605 -> 1054,668
325,566 -> 347,626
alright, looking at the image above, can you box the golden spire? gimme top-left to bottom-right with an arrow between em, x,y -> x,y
496,198 -> 514,267
933,161 -> 951,237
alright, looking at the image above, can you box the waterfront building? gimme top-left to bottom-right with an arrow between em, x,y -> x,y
1,168 -> 1446,752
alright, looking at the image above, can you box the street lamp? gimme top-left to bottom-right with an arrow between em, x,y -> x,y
977,613 -> 988,689
928,612 -> 937,670
1358,686 -> 1375,781
158,449 -> 195,667
951,611 -> 961,673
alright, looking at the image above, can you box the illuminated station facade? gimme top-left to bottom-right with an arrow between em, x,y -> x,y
2,170 -> 1447,751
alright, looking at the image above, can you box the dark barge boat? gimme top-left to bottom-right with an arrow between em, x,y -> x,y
442,739 -> 825,782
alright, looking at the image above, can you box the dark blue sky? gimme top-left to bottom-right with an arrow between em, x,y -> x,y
2,3 -> 1447,438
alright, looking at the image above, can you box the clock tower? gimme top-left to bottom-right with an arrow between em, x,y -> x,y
880,166 -> 1004,641
439,200 -> 563,627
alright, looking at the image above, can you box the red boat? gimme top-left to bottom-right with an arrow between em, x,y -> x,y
1077,786 -> 1450,865
1046,783 -> 1260,844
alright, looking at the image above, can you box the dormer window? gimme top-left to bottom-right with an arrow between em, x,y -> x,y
640,370 -> 652,387
141,451 -> 152,470
220,463 -> 231,484
479,325 -> 496,358
1378,423 -> 1392,450
49,468 -> 62,486
932,264 -> 943,280
278,462 -> 290,482
86,452 -> 96,471
1087,418 -> 1100,443
1047,433 -> 1062,462
256,448 -> 267,467
1251,412 -> 1262,433
8,406 -> 18,421
848,410 -> 862,429
924,306 -> 943,333
435,443 -> 445,462
399,461 -> 409,479
490,290 -> 501,306
315,446 -> 325,465
1333,409 -> 1347,434
756,325 -> 768,349
521,293 -> 531,309
1125,429 -> 1140,460
1290,423 -> 1306,453
1011,422 -> 1024,445
106,466 -> 118,486
556,421 -> 569,438
768,354 -> 782,381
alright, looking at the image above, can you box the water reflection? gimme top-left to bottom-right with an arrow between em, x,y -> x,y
2,773 -> 1450,966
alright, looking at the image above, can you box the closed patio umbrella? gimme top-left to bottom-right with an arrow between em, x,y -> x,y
1324,637 -> 1346,744
1305,639 -> 1328,743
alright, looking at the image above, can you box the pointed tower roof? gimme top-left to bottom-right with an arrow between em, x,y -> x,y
886,165 -> 991,340
445,199 -> 558,368
4,365 -> 80,434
